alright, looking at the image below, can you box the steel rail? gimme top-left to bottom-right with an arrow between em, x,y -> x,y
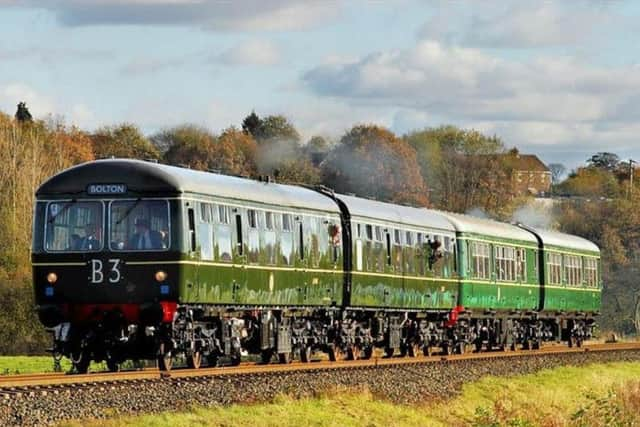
1,342 -> 638,390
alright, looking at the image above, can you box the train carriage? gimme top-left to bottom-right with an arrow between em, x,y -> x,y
335,195 -> 458,310
439,212 -> 541,312
32,159 -> 602,372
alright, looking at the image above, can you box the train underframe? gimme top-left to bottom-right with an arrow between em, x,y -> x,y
47,305 -> 597,374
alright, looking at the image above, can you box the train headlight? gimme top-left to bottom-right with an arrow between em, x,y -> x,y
46,272 -> 58,284
155,270 -> 167,282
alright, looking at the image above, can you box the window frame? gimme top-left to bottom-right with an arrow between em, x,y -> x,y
108,199 -> 171,252
44,199 -> 105,253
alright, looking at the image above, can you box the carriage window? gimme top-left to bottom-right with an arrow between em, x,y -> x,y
374,226 -> 383,242
516,248 -> 527,282
110,200 -> 170,251
548,253 -> 562,285
215,224 -> 232,261
564,254 -> 582,287
393,229 -> 401,245
282,214 -> 292,232
265,211 -> 274,230
365,224 -> 373,240
45,201 -> 103,252
247,209 -> 258,229
494,245 -> 516,281
200,203 -> 212,223
584,257 -> 598,288
218,205 -> 229,224
470,241 -> 490,280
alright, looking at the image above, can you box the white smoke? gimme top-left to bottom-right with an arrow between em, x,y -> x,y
511,199 -> 557,229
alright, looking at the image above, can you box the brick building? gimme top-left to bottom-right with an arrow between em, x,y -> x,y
506,152 -> 552,196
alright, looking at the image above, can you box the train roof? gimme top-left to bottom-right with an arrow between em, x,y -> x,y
335,194 -> 455,233
526,227 -> 600,254
36,159 -> 341,214
436,211 -> 538,243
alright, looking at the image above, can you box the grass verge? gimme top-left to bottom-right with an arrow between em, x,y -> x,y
54,361 -> 640,427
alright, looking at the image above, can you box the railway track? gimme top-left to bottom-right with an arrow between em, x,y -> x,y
1,341 -> 638,390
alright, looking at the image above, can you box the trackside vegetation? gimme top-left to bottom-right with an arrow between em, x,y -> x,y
57,362 -> 640,427
1,106 -> 640,355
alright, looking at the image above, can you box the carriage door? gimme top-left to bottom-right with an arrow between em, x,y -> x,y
184,206 -> 200,302
232,210 -> 248,303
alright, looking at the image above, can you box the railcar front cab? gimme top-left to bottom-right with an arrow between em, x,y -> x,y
33,180 -> 182,373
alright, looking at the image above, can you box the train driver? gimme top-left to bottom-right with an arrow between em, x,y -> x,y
80,223 -> 102,250
129,217 -> 164,250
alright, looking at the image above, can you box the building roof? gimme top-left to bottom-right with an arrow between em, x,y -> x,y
507,154 -> 550,172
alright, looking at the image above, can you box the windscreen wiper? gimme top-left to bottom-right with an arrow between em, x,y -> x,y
47,200 -> 76,224
115,198 -> 142,225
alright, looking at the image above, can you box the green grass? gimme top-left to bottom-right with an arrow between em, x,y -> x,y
55,361 -> 640,427
0,356 -> 109,375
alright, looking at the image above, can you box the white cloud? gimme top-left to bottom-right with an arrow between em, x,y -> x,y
419,1 -> 620,48
304,40 -> 640,124
302,37 -> 640,162
16,0 -> 342,31
216,40 -> 281,66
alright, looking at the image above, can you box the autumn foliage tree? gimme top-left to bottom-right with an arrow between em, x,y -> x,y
322,125 -> 429,206
0,113 -> 94,353
405,125 -> 516,216
92,123 -> 159,160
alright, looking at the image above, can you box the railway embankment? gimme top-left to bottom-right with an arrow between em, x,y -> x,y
1,345 -> 640,426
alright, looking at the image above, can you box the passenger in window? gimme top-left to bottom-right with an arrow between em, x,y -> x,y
81,223 -> 102,250
428,238 -> 443,269
68,233 -> 82,250
129,217 -> 163,250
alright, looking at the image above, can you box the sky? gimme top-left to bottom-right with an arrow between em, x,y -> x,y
1,0 -> 640,170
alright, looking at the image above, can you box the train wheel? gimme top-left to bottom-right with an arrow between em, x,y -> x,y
407,342 -> 420,357
71,349 -> 90,374
423,346 -> 433,357
229,354 -> 241,366
157,342 -> 173,372
260,349 -> 274,364
206,354 -> 219,367
300,346 -> 312,363
187,351 -> 202,369
347,345 -> 360,360
361,346 -> 373,360
278,352 -> 292,364
105,349 -> 120,372
441,342 -> 453,356
383,347 -> 394,358
328,344 -> 343,362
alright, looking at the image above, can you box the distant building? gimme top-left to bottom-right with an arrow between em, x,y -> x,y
505,151 -> 552,196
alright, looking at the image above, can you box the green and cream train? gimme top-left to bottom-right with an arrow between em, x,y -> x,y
31,160 -> 601,372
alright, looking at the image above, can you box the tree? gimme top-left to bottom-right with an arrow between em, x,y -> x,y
588,152 -> 620,172
212,127 -> 258,176
161,125 -> 217,171
92,124 -> 159,160
548,163 -> 566,185
14,102 -> 32,122
555,167 -> 621,198
405,125 -> 513,216
322,125 -> 429,206
241,110 -> 261,137
254,115 -> 300,143
250,115 -> 302,175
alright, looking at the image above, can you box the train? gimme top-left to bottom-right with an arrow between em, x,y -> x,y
32,159 -> 601,373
